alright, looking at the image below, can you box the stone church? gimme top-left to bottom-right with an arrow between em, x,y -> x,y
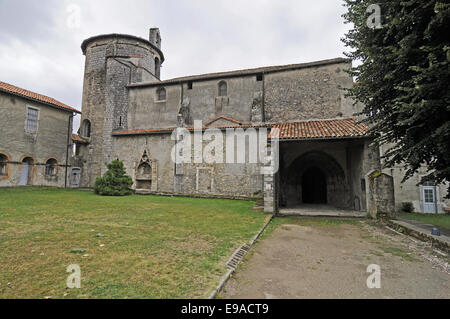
19,27 -> 442,215
71,28 -> 384,216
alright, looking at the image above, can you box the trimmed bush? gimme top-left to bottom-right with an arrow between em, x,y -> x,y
94,160 -> 133,196
400,202 -> 414,213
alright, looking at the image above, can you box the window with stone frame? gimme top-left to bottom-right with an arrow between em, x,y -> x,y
218,81 -> 227,97
45,158 -> 58,179
26,106 -> 39,132
0,154 -> 8,176
81,119 -> 91,138
157,87 -> 166,101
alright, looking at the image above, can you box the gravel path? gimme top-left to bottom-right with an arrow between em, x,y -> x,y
221,220 -> 450,299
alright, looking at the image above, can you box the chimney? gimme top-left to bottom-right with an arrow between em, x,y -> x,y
149,28 -> 161,50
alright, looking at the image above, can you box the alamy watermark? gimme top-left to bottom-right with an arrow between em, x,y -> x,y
66,3 -> 81,29
366,264 -> 381,289
170,120 -> 280,175
66,264 -> 81,289
366,4 -> 382,29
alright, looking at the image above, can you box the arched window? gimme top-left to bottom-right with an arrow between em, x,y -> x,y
155,57 -> 161,79
45,158 -> 58,178
0,153 -> 8,177
157,87 -> 166,101
81,119 -> 91,138
218,81 -> 227,97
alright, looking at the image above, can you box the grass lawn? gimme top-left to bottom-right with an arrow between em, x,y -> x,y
398,212 -> 450,230
0,187 -> 268,299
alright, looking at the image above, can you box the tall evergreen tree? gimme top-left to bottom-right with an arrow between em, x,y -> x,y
342,0 -> 450,197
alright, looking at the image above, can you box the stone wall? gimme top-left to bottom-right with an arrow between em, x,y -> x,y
127,75 -> 264,130
0,92 -> 73,187
264,61 -> 358,122
126,60 -> 359,133
113,130 -> 265,199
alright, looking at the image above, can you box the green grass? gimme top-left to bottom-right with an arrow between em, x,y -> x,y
377,246 -> 420,262
0,187 -> 268,299
399,212 -> 450,230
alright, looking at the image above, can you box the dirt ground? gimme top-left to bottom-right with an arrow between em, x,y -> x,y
221,220 -> 450,299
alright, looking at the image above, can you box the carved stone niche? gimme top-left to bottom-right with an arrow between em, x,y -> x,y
135,150 -> 158,192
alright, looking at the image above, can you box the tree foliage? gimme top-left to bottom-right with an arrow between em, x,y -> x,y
342,0 -> 450,197
94,160 -> 133,196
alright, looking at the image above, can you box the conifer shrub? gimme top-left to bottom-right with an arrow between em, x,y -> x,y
94,160 -> 133,196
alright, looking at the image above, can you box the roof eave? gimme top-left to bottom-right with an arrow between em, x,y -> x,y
0,88 -> 81,114
81,33 -> 165,63
127,57 -> 351,88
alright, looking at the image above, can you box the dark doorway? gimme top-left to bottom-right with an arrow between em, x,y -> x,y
302,167 -> 327,204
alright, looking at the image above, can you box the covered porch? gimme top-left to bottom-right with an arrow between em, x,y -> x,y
265,119 -> 383,216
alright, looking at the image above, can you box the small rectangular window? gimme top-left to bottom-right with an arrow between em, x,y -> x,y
26,107 -> 39,132
187,81 -> 193,90
256,74 -> 263,82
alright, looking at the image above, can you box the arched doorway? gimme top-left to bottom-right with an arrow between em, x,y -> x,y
19,157 -> 34,186
302,167 -> 327,204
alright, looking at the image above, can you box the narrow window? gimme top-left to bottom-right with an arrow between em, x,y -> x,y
256,73 -> 263,82
155,57 -> 161,79
218,81 -> 227,97
26,107 -> 39,132
45,158 -> 57,178
0,154 -> 8,176
119,116 -> 123,127
157,87 -> 166,101
187,81 -> 193,90
82,119 -> 91,138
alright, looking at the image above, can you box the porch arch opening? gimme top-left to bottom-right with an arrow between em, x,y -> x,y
281,151 -> 350,209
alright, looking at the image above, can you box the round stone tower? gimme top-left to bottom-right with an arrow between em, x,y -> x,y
78,29 -> 164,187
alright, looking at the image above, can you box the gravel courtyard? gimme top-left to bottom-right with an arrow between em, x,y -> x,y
221,218 -> 450,299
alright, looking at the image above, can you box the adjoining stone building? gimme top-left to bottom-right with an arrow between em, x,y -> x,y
0,81 -> 81,188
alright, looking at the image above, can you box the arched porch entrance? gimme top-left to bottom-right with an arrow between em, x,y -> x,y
281,151 -> 350,209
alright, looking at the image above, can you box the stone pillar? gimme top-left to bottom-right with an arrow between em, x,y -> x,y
263,140 -> 279,214
366,170 -> 396,218
264,174 -> 275,213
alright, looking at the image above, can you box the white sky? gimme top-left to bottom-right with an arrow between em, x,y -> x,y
0,0 -> 352,132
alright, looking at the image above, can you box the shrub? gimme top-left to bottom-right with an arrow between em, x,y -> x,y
400,202 -> 414,213
94,160 -> 133,196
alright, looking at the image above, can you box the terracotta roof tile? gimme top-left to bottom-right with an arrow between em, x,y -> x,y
72,134 -> 88,144
113,122 -> 266,136
114,118 -> 369,140
0,81 -> 80,114
268,118 -> 368,140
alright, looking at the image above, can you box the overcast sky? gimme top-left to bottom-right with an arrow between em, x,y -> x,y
0,0 -> 352,131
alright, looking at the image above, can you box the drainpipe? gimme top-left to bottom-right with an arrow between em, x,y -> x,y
65,114 -> 74,188
434,185 -> 439,214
